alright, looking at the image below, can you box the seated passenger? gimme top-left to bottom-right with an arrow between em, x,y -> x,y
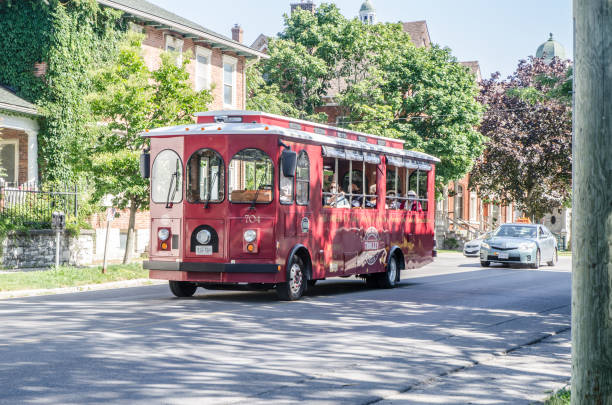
350,183 -> 363,207
406,190 -> 422,212
324,182 -> 350,208
365,184 -> 377,208
387,192 -> 401,210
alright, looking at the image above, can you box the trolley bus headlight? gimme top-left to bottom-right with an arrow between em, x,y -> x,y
196,229 -> 212,245
243,230 -> 257,243
158,228 -> 170,241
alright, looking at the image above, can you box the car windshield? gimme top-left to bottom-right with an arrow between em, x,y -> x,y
493,225 -> 537,239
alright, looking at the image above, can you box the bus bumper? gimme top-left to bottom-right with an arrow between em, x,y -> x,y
143,260 -> 280,273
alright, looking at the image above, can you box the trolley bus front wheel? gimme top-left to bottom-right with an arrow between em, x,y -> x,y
276,256 -> 306,301
379,255 -> 399,289
169,281 -> 198,298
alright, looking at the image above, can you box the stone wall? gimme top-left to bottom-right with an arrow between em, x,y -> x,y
1,230 -> 94,269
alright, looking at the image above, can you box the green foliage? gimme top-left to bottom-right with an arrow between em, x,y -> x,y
0,0 -> 126,183
250,4 -> 485,188
470,58 -> 572,220
544,388 -> 570,405
87,33 -> 213,212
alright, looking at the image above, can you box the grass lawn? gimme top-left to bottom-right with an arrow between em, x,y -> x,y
437,249 -> 463,254
545,388 -> 570,405
0,263 -> 148,292
558,251 -> 572,257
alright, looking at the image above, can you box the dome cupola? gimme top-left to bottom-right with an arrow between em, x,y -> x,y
359,0 -> 377,24
536,33 -> 566,63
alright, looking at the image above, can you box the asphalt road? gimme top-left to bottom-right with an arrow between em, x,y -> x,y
0,254 -> 572,405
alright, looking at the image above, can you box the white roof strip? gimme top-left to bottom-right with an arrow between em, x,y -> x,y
141,122 -> 440,164
194,110 -> 405,145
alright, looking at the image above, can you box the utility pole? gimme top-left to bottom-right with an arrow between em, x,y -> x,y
572,0 -> 612,403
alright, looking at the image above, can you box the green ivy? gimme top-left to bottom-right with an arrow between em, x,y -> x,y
0,0 -> 126,182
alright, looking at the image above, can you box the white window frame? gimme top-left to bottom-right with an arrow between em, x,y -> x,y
222,55 -> 238,108
195,46 -> 212,91
165,35 -> 184,66
0,138 -> 19,184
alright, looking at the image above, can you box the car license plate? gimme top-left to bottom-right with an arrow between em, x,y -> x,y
196,245 -> 213,256
498,252 -> 509,259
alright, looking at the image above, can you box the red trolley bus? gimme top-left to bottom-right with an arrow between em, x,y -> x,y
141,111 -> 439,300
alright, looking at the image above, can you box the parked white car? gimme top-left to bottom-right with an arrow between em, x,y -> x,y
463,233 -> 491,257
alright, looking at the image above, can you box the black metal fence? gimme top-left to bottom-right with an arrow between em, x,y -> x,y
0,182 -> 79,228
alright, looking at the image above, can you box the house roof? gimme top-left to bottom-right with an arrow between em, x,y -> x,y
402,21 -> 431,48
459,61 -> 482,82
0,86 -> 38,116
97,0 -> 268,59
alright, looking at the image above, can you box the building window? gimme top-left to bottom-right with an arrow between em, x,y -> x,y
165,35 -> 184,66
456,185 -> 464,219
0,139 -> 18,184
222,55 -> 237,108
195,46 -> 212,91
469,191 -> 477,221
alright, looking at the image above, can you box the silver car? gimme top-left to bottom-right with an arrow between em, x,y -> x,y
480,224 -> 558,269
463,233 -> 491,257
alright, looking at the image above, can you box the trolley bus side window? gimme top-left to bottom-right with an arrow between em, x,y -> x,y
386,165 -> 407,210
323,154 -> 379,209
407,169 -> 428,212
279,155 -> 294,205
151,149 -> 183,205
229,148 -> 274,204
295,151 -> 310,205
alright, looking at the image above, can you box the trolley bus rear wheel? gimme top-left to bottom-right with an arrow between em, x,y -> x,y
377,255 -> 399,289
276,256 -> 306,301
169,281 -> 198,298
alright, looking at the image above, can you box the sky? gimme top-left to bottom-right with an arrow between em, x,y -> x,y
146,0 -> 573,79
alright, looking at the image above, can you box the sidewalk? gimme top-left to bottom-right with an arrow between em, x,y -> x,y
375,329 -> 571,405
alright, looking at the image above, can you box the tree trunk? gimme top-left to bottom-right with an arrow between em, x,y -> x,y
571,0 -> 612,403
122,201 -> 138,265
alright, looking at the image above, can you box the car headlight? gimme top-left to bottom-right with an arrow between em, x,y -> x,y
196,229 -> 212,245
244,230 -> 257,243
481,242 -> 490,250
519,242 -> 536,251
158,228 -> 170,241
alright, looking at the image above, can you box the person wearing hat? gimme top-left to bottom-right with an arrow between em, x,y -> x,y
406,190 -> 422,211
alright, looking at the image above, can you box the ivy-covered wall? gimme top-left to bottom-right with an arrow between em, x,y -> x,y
0,0 -> 126,182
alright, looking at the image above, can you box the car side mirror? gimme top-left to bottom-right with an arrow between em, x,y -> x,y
281,149 -> 297,178
140,152 -> 150,179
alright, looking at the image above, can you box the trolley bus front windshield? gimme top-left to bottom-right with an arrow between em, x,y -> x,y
228,148 -> 274,204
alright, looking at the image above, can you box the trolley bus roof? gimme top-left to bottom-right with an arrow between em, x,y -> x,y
141,122 -> 440,164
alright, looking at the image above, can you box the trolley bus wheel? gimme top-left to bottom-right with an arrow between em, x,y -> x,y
276,256 -> 306,301
169,281 -> 198,298
377,256 -> 399,289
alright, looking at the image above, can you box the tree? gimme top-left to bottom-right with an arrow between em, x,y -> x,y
469,57 -> 572,220
87,33 -> 212,263
252,4 -> 485,188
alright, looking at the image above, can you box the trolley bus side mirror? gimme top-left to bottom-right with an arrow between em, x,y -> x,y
140,152 -> 150,179
281,149 -> 297,178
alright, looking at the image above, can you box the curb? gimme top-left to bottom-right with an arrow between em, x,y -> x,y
0,278 -> 166,300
